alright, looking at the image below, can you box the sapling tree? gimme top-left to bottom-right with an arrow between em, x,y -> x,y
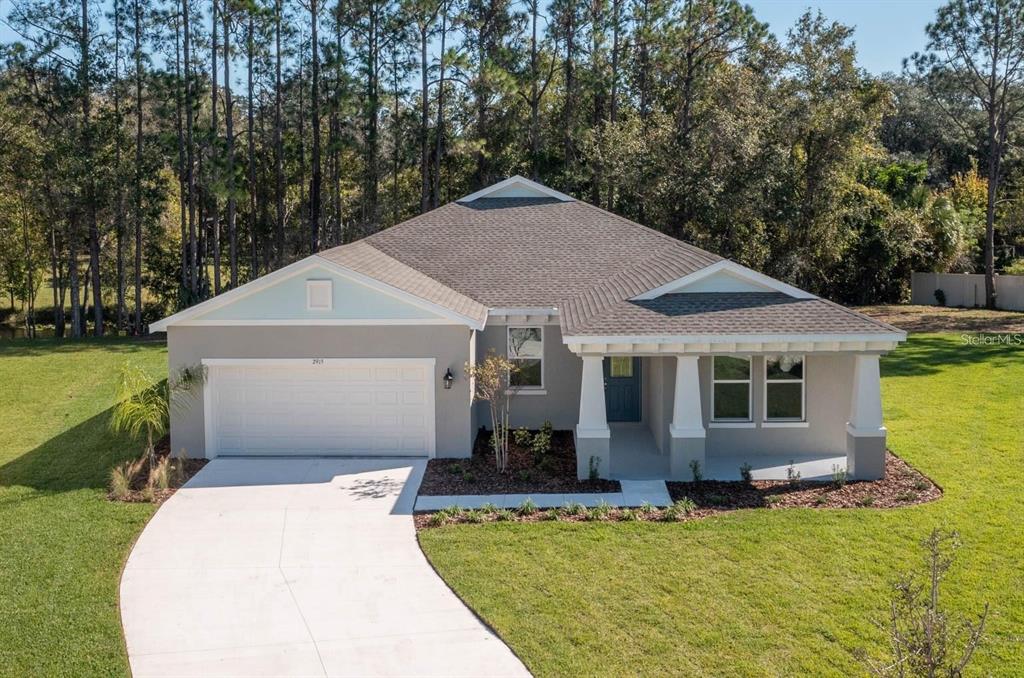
860,527 -> 988,676
111,362 -> 205,473
465,349 -> 520,472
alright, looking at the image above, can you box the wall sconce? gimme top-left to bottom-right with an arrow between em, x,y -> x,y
443,368 -> 454,390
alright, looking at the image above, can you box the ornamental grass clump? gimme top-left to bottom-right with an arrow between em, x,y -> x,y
663,497 -> 696,522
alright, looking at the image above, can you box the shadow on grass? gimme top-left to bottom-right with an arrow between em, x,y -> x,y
0,406 -> 145,492
0,336 -> 166,357
882,335 -> 1022,378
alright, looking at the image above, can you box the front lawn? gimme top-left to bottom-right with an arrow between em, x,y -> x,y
419,334 -> 1024,676
0,339 -> 166,675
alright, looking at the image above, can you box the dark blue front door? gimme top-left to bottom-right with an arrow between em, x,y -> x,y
604,357 -> 641,422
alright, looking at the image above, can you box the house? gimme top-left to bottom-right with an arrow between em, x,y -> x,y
150,176 -> 906,481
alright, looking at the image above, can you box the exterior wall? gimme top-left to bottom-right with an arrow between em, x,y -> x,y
695,353 -> 855,457
912,271 -> 1024,311
473,323 -> 582,430
168,324 -> 474,459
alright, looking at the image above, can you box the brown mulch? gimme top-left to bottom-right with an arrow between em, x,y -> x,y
107,435 -> 208,505
666,451 -> 941,510
856,304 -> 1024,334
419,429 -> 620,495
415,452 -> 941,529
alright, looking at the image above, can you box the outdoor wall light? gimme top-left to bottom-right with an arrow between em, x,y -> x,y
443,368 -> 454,390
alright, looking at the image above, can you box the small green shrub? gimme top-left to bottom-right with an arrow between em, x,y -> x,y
531,421 -> 553,462
739,462 -> 753,482
462,471 -> 476,483
664,497 -> 696,521
620,508 -> 639,521
896,491 -> 918,503
480,502 -> 499,513
786,461 -> 801,485
562,501 -> 586,517
517,470 -> 532,481
914,479 -> 930,492
831,464 -> 848,488
858,495 -> 876,507
427,512 -> 450,527
517,497 -> 538,515
513,427 -> 532,447
448,463 -> 463,475
689,459 -> 703,483
934,288 -> 947,306
541,508 -> 560,521
639,501 -> 656,515
765,494 -> 782,507
706,493 -> 728,507
588,500 -> 612,521
464,509 -> 486,523
588,455 -> 601,481
495,508 -> 515,522
814,495 -> 828,506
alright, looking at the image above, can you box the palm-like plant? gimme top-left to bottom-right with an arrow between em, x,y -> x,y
111,362 -> 205,473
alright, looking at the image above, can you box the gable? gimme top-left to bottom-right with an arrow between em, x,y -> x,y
457,175 -> 574,203
194,265 -> 446,322
631,260 -> 815,301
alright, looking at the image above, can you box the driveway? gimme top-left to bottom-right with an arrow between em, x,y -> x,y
120,458 -> 529,677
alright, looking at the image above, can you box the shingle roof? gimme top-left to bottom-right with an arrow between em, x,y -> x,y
316,241 -> 488,325
561,292 -> 901,337
316,195 -> 900,339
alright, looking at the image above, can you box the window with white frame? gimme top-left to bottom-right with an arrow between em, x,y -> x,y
712,356 -> 751,421
764,355 -> 805,421
507,326 -> 543,388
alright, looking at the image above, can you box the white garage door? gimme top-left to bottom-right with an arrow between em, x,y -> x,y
205,359 -> 435,457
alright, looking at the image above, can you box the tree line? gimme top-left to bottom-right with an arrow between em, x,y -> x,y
1,0 -> 1023,338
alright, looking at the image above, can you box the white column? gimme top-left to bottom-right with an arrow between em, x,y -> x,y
847,354 -> 885,436
669,355 -> 705,438
576,355 -> 610,438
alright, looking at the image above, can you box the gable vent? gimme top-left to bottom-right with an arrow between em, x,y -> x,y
306,279 -> 333,310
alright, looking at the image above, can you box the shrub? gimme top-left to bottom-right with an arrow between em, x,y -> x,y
858,495 -> 876,507
739,462 -> 753,482
530,421 -> 553,462
664,497 -> 696,521
914,479 -> 931,492
562,501 -> 586,517
462,471 -> 476,483
831,464 -> 849,488
934,288 -> 947,306
494,508 -> 515,522
588,500 -> 612,521
814,495 -> 828,506
517,497 -> 538,516
464,509 -> 486,523
448,463 -> 463,475
541,508 -> 560,521
765,494 -> 782,507
620,508 -> 639,521
706,493 -> 728,507
1005,258 -> 1024,275
517,470 -> 532,482
480,502 -> 499,513
689,459 -> 703,483
109,457 -> 144,501
786,461 -> 802,485
896,491 -> 918,503
639,501 -> 656,515
427,512 -> 450,527
858,529 -> 987,676
512,427 -> 532,447
588,455 -> 601,481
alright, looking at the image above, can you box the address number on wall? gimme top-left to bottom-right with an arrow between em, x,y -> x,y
311,358 -> 325,365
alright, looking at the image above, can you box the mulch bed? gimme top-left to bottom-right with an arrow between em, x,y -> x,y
666,452 -> 941,510
107,435 -> 208,505
415,452 -> 941,529
419,429 -> 620,495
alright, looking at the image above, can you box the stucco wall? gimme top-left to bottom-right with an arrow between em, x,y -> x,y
644,356 -> 673,454
693,353 -> 855,457
473,323 -> 583,430
168,324 -> 475,459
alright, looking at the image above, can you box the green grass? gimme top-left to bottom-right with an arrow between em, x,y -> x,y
0,338 -> 166,676
420,334 -> 1024,676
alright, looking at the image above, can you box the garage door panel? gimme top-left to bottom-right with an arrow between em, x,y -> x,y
208,361 -> 433,457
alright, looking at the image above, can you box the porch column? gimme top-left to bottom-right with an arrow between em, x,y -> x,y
668,355 -> 706,480
846,354 -> 886,480
576,355 -> 611,480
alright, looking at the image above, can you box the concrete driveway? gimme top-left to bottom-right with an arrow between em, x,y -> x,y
120,458 -> 529,677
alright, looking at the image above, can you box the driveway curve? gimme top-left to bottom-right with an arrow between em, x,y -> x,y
120,458 -> 528,677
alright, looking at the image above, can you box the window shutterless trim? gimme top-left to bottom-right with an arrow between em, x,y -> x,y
710,356 -> 752,423
763,354 -> 806,423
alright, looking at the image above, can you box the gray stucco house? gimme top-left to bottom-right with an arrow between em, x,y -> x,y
151,176 -> 906,481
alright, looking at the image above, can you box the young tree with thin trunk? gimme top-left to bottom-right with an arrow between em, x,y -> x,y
223,0 -> 238,287
274,0 -> 286,266
912,0 -> 1024,309
210,0 -> 221,294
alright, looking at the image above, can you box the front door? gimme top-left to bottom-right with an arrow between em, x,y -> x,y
604,357 -> 641,422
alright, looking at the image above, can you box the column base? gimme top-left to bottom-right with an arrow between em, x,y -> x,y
846,429 -> 886,480
669,436 -> 706,481
575,432 -> 611,480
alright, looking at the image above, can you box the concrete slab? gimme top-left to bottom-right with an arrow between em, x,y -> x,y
120,458 -> 528,677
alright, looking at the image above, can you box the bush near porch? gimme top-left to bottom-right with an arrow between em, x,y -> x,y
418,334 -> 1024,676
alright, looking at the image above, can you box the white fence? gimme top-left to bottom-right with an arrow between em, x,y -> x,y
911,272 -> 1024,311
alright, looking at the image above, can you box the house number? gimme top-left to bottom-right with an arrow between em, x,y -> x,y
311,358 -> 325,365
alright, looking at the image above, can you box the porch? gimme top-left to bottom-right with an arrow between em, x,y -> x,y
575,351 -> 888,482
607,423 -> 847,481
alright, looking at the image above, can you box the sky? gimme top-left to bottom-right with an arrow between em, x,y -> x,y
0,0 -> 946,78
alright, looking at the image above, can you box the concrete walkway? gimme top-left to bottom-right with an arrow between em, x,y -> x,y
414,479 -> 672,512
120,458 -> 529,677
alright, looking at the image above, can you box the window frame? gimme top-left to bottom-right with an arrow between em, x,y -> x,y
763,354 -> 806,424
506,325 -> 544,390
710,356 -> 753,424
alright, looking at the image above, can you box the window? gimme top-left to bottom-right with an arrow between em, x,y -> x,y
764,355 -> 805,421
507,327 -> 543,388
609,356 -> 633,377
306,279 -> 333,310
712,356 -> 751,421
